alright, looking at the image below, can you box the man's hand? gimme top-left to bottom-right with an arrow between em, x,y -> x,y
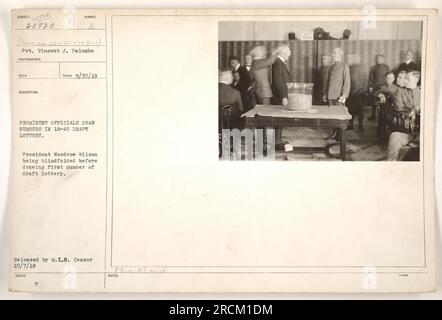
338,95 -> 346,104
368,87 -> 373,93
378,94 -> 386,104
282,98 -> 288,106
323,95 -> 327,103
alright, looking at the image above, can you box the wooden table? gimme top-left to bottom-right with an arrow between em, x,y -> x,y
242,104 -> 352,160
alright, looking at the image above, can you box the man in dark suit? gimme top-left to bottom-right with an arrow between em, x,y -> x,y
232,71 -> 255,112
219,70 -> 243,112
396,50 -> 419,74
230,55 -> 255,110
219,70 -> 244,131
271,45 -> 292,150
230,56 -> 252,93
244,54 -> 253,77
271,45 -> 292,106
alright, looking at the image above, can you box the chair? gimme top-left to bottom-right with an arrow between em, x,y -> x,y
391,110 -> 420,161
218,104 -> 235,133
392,110 -> 420,134
218,104 -> 235,157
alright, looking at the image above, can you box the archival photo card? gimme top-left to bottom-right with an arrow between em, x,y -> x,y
9,8 -> 438,293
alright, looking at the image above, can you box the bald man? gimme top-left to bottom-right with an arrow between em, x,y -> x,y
218,70 -> 244,131
218,70 -> 243,112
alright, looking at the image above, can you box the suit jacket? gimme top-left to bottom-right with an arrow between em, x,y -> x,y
235,65 -> 252,90
219,83 -> 243,112
251,58 -> 274,99
368,63 -> 390,89
396,61 -> 419,74
245,65 -> 253,79
271,57 -> 292,105
325,60 -> 351,100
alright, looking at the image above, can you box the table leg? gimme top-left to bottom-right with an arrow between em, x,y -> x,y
340,128 -> 346,161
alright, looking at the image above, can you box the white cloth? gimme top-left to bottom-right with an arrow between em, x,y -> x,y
277,55 -> 286,64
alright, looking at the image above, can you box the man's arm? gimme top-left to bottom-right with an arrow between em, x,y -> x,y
373,85 -> 387,98
413,89 -> 421,113
264,54 -> 277,67
393,89 -> 405,112
235,90 -> 244,112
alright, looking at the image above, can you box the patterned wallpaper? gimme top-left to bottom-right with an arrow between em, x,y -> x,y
317,40 -> 422,72
218,39 -> 422,83
218,40 -> 316,82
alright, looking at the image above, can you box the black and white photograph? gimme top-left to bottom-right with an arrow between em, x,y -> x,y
2,6 -> 439,296
218,20 -> 423,161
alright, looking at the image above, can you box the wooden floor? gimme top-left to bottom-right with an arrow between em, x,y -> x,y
221,107 -> 387,161
276,106 -> 387,161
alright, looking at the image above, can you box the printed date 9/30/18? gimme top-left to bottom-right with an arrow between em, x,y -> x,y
75,72 -> 98,79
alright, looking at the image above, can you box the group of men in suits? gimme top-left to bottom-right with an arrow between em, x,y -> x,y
219,45 -> 421,158
219,45 -> 357,148
245,44 -> 293,109
218,44 -> 294,149
220,45 -> 295,110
